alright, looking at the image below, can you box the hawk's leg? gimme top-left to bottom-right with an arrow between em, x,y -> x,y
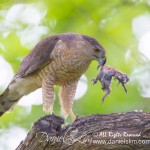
59,82 -> 77,121
42,79 -> 55,114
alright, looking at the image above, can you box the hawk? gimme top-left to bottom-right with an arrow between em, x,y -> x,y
0,33 -> 106,121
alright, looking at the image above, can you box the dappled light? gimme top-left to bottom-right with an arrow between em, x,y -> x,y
131,64 -> 150,98
132,14 -> 150,60
0,56 -> 14,91
75,75 -> 88,100
0,126 -> 27,150
0,3 -> 49,48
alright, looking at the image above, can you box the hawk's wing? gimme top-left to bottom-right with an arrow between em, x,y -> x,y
15,33 -> 81,78
16,35 -> 59,78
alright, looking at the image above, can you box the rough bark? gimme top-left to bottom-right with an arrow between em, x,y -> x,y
16,112 -> 150,150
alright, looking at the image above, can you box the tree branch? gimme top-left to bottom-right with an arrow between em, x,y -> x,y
16,112 -> 150,150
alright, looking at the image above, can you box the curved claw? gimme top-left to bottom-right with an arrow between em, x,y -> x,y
121,82 -> 127,94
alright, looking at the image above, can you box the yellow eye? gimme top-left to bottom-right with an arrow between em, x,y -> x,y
94,48 -> 100,52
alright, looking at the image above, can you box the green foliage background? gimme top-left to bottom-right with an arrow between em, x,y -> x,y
0,0 -> 150,134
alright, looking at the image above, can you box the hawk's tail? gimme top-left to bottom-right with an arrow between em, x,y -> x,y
0,88 -> 19,117
0,77 -> 39,117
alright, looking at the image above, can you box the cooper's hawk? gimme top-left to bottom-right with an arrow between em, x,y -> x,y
0,33 -> 106,121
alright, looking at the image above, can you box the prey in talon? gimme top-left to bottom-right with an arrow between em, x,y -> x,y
92,65 -> 129,103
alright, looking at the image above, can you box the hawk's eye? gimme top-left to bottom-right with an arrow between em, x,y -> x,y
94,47 -> 100,52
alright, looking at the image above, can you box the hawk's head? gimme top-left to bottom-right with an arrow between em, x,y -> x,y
56,33 -> 106,69
82,35 -> 106,69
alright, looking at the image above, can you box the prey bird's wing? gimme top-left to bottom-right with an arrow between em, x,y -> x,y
16,35 -> 60,78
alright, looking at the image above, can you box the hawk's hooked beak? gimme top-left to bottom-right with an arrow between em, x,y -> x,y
97,58 -> 106,70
